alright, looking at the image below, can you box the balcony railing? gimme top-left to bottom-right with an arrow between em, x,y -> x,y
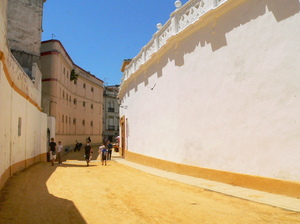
121,0 -> 227,85
108,107 -> 115,112
108,125 -> 115,130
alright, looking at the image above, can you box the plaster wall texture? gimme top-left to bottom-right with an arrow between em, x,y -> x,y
7,0 -> 44,56
0,55 -> 47,187
119,0 -> 300,182
0,64 -> 12,180
0,0 -> 7,53
0,0 -> 47,189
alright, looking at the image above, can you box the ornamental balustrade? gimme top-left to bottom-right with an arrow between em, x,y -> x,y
121,0 -> 227,84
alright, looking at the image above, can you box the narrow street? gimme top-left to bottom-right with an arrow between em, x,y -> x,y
0,147 -> 299,224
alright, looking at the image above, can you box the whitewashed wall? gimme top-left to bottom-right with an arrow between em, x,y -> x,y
119,0 -> 300,182
0,0 -> 47,188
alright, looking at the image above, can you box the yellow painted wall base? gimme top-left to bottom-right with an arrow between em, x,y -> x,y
40,153 -> 48,162
0,153 -> 47,190
124,150 -> 300,199
0,168 -> 10,190
11,160 -> 26,175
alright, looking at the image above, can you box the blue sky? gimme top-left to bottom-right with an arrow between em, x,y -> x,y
42,0 -> 188,85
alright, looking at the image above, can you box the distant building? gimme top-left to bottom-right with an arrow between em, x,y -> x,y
103,85 -> 120,143
40,40 -> 104,146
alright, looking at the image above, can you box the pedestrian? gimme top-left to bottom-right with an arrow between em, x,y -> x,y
107,141 -> 113,160
49,138 -> 57,166
57,141 -> 63,165
85,141 -> 93,167
99,145 -> 108,166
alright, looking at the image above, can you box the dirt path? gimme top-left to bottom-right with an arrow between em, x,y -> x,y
0,148 -> 299,224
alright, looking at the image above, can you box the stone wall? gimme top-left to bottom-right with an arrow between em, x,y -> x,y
7,0 -> 45,74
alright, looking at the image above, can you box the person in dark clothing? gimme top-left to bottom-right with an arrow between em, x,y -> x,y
107,141 -> 113,160
74,140 -> 82,152
84,142 -> 93,167
49,138 -> 57,166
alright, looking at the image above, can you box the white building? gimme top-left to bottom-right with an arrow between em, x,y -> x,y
119,0 -> 300,198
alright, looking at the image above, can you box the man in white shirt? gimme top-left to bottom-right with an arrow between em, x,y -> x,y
57,141 -> 63,165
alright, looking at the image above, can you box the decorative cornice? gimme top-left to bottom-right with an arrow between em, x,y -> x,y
41,40 -> 104,83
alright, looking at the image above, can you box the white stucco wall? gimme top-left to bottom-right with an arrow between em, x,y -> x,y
119,0 -> 300,182
0,63 -> 12,177
0,0 -> 47,187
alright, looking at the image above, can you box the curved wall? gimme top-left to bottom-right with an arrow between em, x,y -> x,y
119,0 -> 300,194
0,0 -> 47,189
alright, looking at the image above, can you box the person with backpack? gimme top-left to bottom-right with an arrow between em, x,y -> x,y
99,145 -> 108,166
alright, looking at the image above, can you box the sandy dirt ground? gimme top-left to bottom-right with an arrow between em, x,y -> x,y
0,147 -> 300,224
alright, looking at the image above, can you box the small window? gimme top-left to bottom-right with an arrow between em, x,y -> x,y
83,101 -> 86,107
73,118 -> 76,125
91,121 -> 93,127
82,120 -> 85,126
91,87 -> 94,92
83,83 -> 86,89
74,98 -> 77,105
91,104 -> 93,109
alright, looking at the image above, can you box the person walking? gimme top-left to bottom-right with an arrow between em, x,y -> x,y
85,142 -> 93,167
99,145 -> 108,166
57,141 -> 63,165
107,141 -> 113,160
49,138 -> 57,166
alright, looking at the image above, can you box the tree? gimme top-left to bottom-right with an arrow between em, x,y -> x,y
70,69 -> 78,81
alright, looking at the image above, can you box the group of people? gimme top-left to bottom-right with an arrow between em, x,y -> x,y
98,141 -> 113,166
49,138 -> 63,166
49,138 -> 114,167
84,140 -> 113,167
